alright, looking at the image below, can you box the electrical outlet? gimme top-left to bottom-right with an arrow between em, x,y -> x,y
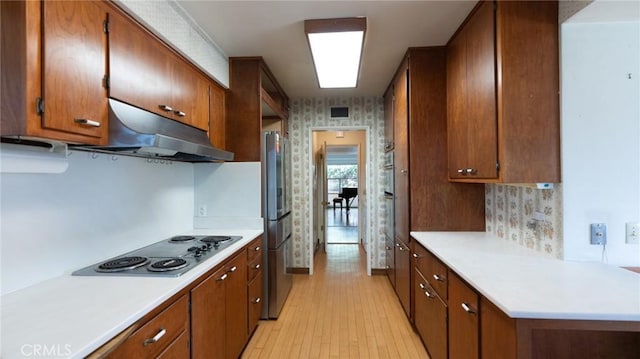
198,204 -> 207,217
590,223 -> 607,245
626,222 -> 639,244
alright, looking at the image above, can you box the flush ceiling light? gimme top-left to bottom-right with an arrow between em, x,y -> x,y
304,17 -> 367,88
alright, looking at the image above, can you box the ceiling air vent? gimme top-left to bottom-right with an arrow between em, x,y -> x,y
330,106 -> 349,119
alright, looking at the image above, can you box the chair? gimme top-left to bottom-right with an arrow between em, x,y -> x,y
332,197 -> 344,211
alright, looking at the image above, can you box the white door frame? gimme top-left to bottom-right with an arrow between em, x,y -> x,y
308,125 -> 371,276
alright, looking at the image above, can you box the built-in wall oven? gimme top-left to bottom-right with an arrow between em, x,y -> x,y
262,131 -> 293,319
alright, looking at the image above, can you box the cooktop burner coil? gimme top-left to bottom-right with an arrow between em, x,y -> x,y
200,235 -> 231,244
169,235 -> 196,243
148,258 -> 188,272
97,256 -> 149,272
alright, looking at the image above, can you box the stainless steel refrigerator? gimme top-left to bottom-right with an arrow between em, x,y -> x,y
262,131 -> 293,319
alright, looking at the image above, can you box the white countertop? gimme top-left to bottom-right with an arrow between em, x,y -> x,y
411,231 -> 640,322
1,229 -> 262,359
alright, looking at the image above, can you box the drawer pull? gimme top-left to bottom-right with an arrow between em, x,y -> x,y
254,246 -> 261,251
229,266 -> 237,273
174,110 -> 186,117
217,273 -> 228,281
461,302 -> 476,314
253,297 -> 262,304
143,328 -> 166,346
412,253 -> 420,258
457,168 -> 478,176
74,118 -> 101,127
254,264 -> 261,270
159,105 -> 173,112
386,246 -> 391,250
419,283 -> 426,290
433,274 -> 444,282
385,265 -> 390,269
398,246 -> 404,251
424,290 -> 434,299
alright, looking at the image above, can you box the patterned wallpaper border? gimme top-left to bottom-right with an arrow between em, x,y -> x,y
486,184 -> 564,259
288,97 -> 386,271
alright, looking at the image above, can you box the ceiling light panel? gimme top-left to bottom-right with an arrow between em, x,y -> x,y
305,17 -> 367,89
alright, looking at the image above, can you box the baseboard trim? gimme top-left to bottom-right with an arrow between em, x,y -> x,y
371,268 -> 387,276
288,267 -> 310,274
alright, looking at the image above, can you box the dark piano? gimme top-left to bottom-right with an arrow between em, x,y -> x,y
340,187 -> 358,212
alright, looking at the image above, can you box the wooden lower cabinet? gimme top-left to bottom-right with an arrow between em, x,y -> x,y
394,237 -> 411,318
191,252 -> 248,359
448,271 -> 479,359
414,269 -> 447,359
98,295 -> 189,359
247,236 -> 264,336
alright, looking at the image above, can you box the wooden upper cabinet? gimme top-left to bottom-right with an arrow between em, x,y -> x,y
226,57 -> 289,162
1,0 -> 108,145
108,10 -> 210,131
446,0 -> 560,183
209,82 -> 227,150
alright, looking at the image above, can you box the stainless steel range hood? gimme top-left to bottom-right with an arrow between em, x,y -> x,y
75,99 -> 233,162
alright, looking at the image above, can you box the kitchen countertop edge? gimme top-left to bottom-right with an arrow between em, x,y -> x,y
1,229 -> 263,359
411,231 -> 640,322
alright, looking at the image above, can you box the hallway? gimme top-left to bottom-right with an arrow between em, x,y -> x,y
326,208 -> 359,244
242,244 -> 428,358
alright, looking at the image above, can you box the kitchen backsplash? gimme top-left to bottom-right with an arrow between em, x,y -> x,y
485,184 -> 564,259
288,97 -> 386,271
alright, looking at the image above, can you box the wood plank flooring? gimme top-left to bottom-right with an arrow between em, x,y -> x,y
242,244 -> 429,358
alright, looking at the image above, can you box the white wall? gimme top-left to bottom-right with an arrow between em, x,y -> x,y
0,150 -> 194,295
193,162 -> 263,229
561,20 -> 640,265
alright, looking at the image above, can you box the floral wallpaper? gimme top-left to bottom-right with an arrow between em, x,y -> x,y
288,97 -> 385,270
485,184 -> 564,259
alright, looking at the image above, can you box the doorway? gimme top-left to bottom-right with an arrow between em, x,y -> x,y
310,129 -> 367,271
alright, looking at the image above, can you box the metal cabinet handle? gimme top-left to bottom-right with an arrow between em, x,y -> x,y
174,110 -> 186,117
412,253 -> 420,258
254,264 -> 261,270
461,302 -> 476,314
253,297 -> 261,304
159,104 -> 173,112
217,273 -> 228,281
433,274 -> 444,282
457,168 -> 478,176
395,243 -> 401,247
229,266 -> 237,273
254,246 -> 261,251
400,169 -> 408,174
398,246 -> 404,251
74,118 -> 101,127
143,328 -> 166,346
419,283 -> 426,290
385,265 -> 390,269
386,246 -> 391,250
424,290 -> 434,299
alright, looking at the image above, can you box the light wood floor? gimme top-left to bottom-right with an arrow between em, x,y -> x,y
242,244 -> 429,359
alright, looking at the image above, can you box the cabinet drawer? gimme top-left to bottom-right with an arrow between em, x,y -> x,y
248,255 -> 263,282
248,273 -> 263,335
157,329 -> 189,359
448,271 -> 479,359
108,295 -> 188,358
247,236 -> 263,263
414,269 -> 447,359
413,244 -> 448,300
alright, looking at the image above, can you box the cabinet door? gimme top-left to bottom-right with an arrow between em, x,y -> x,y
42,0 -> 107,141
171,55 -> 210,130
446,25 -> 468,179
414,270 -> 447,359
109,11 -> 173,119
248,274 -> 263,335
447,1 -> 497,180
449,272 -> 479,359
385,236 -> 396,288
225,253 -> 248,359
465,1 -> 497,179
393,65 -> 409,245
383,84 -> 394,151
394,238 -> 411,318
191,266 -> 227,359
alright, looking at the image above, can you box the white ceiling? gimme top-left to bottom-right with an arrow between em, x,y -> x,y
176,0 -> 477,98
566,0 -> 640,23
